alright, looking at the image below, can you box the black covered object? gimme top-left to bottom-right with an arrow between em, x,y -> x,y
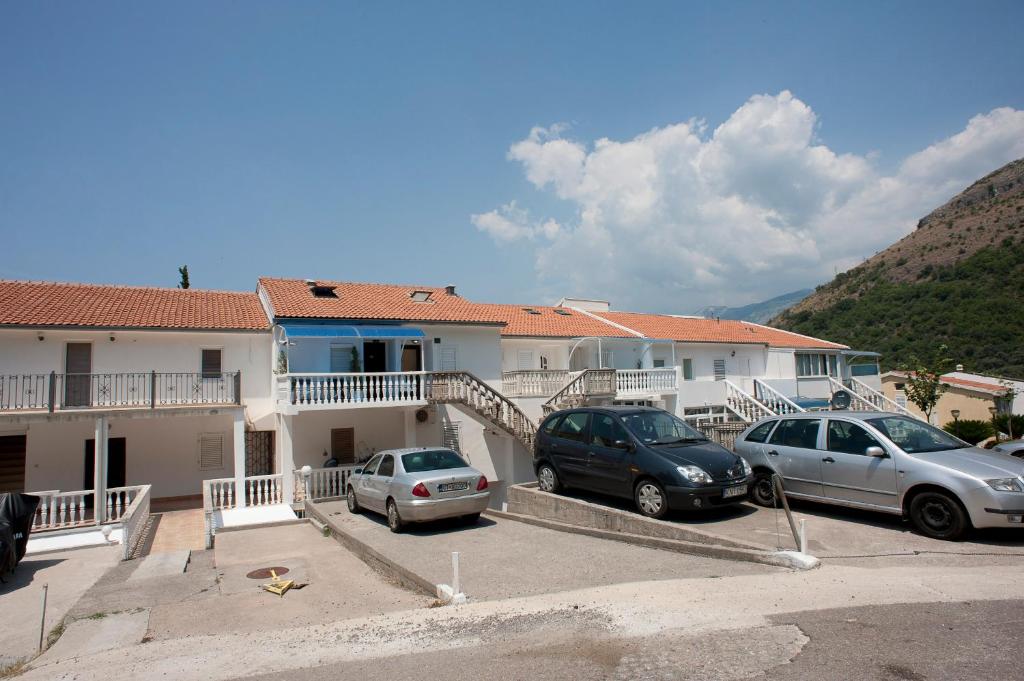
0,493 -> 41,576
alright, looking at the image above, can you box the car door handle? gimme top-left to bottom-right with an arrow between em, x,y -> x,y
767,450 -> 779,457
822,456 -> 836,463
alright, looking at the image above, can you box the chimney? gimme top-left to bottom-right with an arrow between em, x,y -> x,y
955,364 -> 964,372
444,285 -> 457,296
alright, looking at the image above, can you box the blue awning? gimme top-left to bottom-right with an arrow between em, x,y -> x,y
280,324 -> 425,339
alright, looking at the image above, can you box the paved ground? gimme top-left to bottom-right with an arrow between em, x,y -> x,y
145,508 -> 206,554
313,500 -> 778,601
0,544 -> 121,668
20,562 -> 1024,681
554,487 -> 1024,561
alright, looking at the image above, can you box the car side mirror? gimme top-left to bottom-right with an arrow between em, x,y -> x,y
865,446 -> 886,458
614,439 -> 635,452
354,468 -> 363,475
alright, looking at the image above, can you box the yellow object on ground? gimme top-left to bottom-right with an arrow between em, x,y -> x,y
262,569 -> 295,596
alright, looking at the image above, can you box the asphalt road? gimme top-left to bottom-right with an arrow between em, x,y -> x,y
238,599 -> 1024,681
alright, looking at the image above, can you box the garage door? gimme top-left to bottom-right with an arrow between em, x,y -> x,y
0,435 -> 27,493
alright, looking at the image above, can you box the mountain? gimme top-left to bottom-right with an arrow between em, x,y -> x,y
773,158 -> 1024,376
695,289 -> 812,324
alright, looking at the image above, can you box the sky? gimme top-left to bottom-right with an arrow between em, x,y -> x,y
2,1 -> 1023,313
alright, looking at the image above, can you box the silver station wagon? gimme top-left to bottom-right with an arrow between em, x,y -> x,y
346,447 -> 490,532
735,411 -> 1024,540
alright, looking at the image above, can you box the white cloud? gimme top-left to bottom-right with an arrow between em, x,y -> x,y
475,92 -> 1024,311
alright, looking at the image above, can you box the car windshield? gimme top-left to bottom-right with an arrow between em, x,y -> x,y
621,411 -> 706,445
401,449 -> 469,473
864,415 -> 967,453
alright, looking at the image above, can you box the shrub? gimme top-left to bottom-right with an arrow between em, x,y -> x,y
992,414 -> 1024,439
942,419 -> 994,444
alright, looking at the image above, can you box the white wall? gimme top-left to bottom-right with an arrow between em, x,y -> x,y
288,406 -> 441,469
23,412 -> 239,498
419,324 -> 503,387
500,339 -> 571,372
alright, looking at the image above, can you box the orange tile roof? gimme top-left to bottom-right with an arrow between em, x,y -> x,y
475,304 -> 638,338
594,311 -> 848,349
941,375 -> 1008,394
259,278 -> 508,325
0,280 -> 269,331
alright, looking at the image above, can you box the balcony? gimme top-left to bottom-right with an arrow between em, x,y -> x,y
0,371 -> 241,413
277,371 -> 430,411
503,367 -> 679,400
501,370 -> 571,398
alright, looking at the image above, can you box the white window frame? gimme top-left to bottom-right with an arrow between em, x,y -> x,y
682,358 -> 694,381
713,359 -> 726,381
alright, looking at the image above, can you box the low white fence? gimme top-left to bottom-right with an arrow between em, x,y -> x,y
31,490 -> 91,531
616,368 -> 678,396
119,485 -> 151,560
245,473 -> 284,507
293,465 -> 360,503
28,485 -> 151,560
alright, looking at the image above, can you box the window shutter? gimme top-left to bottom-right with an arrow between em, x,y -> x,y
201,349 -> 222,378
442,422 -> 462,455
713,359 -> 726,381
517,350 -> 534,371
439,346 -> 457,371
331,428 -> 355,464
198,433 -> 224,470
330,345 -> 352,373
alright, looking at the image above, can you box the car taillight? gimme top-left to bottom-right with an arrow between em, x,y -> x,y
412,483 -> 431,498
476,476 -> 488,491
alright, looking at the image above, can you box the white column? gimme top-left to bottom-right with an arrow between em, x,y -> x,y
280,413 -> 295,504
674,366 -> 685,417
233,409 -> 247,508
93,416 -> 108,524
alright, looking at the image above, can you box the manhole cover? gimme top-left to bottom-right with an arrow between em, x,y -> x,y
246,566 -> 290,580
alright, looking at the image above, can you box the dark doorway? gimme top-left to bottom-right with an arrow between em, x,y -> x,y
363,341 -> 387,372
84,437 -> 127,491
65,342 -> 92,407
0,435 -> 27,493
245,431 -> 275,477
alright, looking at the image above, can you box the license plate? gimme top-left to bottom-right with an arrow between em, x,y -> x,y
438,482 -> 469,493
723,484 -> 747,499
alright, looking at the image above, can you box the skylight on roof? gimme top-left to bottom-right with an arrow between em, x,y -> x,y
410,290 -> 433,303
522,307 -> 542,315
553,309 -> 572,316
310,285 -> 338,298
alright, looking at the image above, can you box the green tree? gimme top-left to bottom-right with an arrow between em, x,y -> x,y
899,345 -> 954,423
178,265 -> 190,289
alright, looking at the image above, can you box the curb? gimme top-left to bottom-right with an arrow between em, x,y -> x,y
305,502 -> 438,597
486,509 -> 799,568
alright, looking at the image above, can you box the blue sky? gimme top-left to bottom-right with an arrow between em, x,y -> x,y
2,2 -> 1023,312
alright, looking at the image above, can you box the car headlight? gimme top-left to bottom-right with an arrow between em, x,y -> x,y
986,478 -> 1024,493
677,465 -> 714,485
740,458 -> 752,477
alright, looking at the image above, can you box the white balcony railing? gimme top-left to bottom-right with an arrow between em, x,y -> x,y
501,370 -> 571,397
293,465 -> 361,503
28,485 -> 151,560
31,490 -> 91,530
616,368 -> 678,396
278,372 -> 428,408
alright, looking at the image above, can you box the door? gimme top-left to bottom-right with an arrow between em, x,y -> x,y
84,438 -> 127,507
0,435 -> 27,493
244,431 -> 275,477
354,454 -> 382,510
367,453 -> 395,512
550,412 -> 591,486
586,414 -> 632,496
821,419 -> 899,509
764,419 -> 824,497
363,341 -> 387,372
65,343 -> 92,407
401,345 -> 422,371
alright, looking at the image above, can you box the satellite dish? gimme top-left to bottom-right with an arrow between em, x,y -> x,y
831,390 -> 852,410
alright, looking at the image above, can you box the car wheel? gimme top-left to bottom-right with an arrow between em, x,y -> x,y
909,491 -> 969,540
386,499 -> 404,533
750,472 -> 777,507
536,463 -> 562,494
634,480 -> 669,519
346,486 -> 361,514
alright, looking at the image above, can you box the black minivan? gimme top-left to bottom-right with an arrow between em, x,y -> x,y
534,406 -> 752,518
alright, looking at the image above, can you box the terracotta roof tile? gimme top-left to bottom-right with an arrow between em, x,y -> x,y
594,311 -> 848,349
476,304 -> 637,338
0,280 -> 268,331
941,375 -> 1009,394
259,278 -> 508,325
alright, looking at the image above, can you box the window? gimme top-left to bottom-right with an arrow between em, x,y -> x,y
198,433 -> 224,470
621,410 -> 706,444
713,359 -> 726,381
796,353 -> 838,378
590,414 -> 630,448
827,420 -> 882,455
541,415 -> 562,434
540,355 -> 549,370
409,290 -> 433,303
653,359 -> 666,368
442,422 -> 462,454
601,350 -> 615,368
439,345 -> 457,371
331,428 -> 355,464
517,350 -> 534,371
864,415 -> 965,453
522,307 -> 542,315
744,420 -> 777,444
361,454 -> 382,475
376,455 -> 395,477
555,412 -> 590,442
402,449 -> 468,473
768,419 -> 820,449
310,285 -> 338,298
201,349 -> 222,378
330,344 -> 355,373
553,309 -> 572,316
683,358 -> 695,381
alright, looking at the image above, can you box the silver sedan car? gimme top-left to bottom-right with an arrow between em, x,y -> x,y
993,439 -> 1024,458
346,447 -> 490,532
735,411 -> 1024,540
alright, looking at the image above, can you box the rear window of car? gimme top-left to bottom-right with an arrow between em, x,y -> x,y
555,412 -> 589,442
769,419 -> 820,449
402,450 -> 468,473
744,420 -> 777,443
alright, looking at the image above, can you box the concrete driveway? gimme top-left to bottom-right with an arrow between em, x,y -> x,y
546,487 -> 1024,563
310,500 -> 777,603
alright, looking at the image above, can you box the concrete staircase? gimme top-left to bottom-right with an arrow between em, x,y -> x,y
426,371 -> 538,451
541,369 -> 617,415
